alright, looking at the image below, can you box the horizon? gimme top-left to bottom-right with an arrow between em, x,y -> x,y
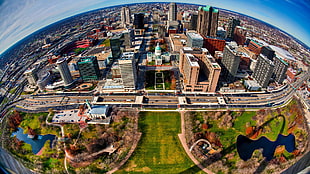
0,0 -> 310,56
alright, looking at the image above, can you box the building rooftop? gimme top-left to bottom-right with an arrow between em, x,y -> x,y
185,54 -> 199,67
89,105 -> 109,115
187,32 -> 203,40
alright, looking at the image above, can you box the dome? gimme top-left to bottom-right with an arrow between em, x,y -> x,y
155,43 -> 161,50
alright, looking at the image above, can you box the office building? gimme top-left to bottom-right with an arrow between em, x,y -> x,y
234,26 -> 247,45
196,5 -> 219,37
187,32 -> 203,48
37,71 -> 51,91
253,54 -> 274,88
221,42 -> 242,81
56,58 -> 74,87
273,56 -> 288,84
118,52 -> 137,90
123,29 -> 134,47
226,17 -> 240,39
248,40 -> 263,55
261,46 -> 275,61
189,14 -> 198,30
133,13 -> 144,29
169,33 -> 187,52
121,7 -> 131,27
24,68 -> 38,86
168,2 -> 177,21
77,56 -> 101,81
179,47 -> 221,92
110,34 -> 122,59
202,36 -> 225,56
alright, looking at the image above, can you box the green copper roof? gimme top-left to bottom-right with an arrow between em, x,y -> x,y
198,5 -> 218,13
155,45 -> 161,50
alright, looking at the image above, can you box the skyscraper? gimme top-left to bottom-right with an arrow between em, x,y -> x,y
168,2 -> 177,21
118,52 -> 137,90
77,56 -> 101,81
56,58 -> 74,87
24,68 -> 38,86
253,54 -> 274,88
221,42 -> 241,82
121,7 -> 131,27
226,17 -> 240,39
273,56 -> 288,84
133,13 -> 144,29
110,34 -> 122,59
196,5 -> 219,37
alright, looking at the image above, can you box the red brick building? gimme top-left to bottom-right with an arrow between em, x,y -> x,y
202,36 -> 225,56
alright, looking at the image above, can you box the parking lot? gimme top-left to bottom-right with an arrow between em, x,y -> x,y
52,109 -> 87,123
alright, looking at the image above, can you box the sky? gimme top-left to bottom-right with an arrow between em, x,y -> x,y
0,0 -> 309,54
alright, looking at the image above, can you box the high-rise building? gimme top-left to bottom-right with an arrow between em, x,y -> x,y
121,7 -> 131,27
77,56 -> 101,81
24,68 -> 38,86
226,17 -> 240,39
234,26 -> 247,45
110,34 -> 122,59
187,32 -> 203,48
189,14 -> 198,30
196,5 -> 219,37
168,2 -> 177,21
273,56 -> 288,84
221,42 -> 241,82
133,13 -> 144,29
56,58 -> 74,87
261,46 -> 275,61
118,52 -> 137,90
253,54 -> 274,88
179,47 -> 221,92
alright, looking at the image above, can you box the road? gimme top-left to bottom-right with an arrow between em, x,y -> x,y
12,71 -> 308,112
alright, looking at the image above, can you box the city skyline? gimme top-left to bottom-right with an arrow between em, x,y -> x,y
0,0 -> 309,55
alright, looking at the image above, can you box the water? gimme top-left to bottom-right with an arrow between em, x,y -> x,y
11,127 -> 56,154
237,134 -> 296,161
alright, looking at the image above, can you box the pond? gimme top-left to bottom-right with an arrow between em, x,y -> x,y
237,134 -> 296,161
11,128 -> 56,154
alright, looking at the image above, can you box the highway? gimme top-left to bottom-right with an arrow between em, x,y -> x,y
12,71 -> 309,112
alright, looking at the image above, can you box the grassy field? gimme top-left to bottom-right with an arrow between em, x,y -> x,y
117,112 -> 203,174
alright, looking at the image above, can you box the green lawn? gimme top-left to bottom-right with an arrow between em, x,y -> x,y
117,112 -> 203,174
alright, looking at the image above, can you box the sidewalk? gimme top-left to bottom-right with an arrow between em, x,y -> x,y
178,111 -> 213,174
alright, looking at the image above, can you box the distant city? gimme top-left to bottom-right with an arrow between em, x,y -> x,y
0,2 -> 309,174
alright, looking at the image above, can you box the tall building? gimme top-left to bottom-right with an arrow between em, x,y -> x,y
253,54 -> 274,88
179,47 -> 221,92
118,52 -> 137,90
133,13 -> 144,29
121,7 -> 131,27
196,5 -> 219,37
110,34 -> 122,59
24,68 -> 38,86
221,42 -> 241,82
273,56 -> 288,84
77,56 -> 101,81
261,46 -> 275,61
234,26 -> 247,45
168,2 -> 177,21
56,58 -> 74,87
187,32 -> 203,48
226,17 -> 240,39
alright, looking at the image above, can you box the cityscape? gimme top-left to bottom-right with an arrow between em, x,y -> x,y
0,2 -> 309,174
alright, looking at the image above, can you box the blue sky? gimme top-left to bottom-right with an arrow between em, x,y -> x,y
0,0 -> 309,54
